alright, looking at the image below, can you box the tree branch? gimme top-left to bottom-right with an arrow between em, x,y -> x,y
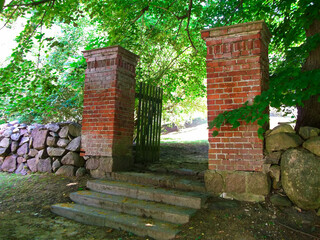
185,0 -> 197,54
0,6 -> 18,30
174,19 -> 183,40
153,46 -> 192,81
4,0 -> 51,8
277,221 -> 320,240
132,6 -> 149,23
147,1 -> 175,36
25,0 -> 54,43
225,0 -> 243,26
153,5 -> 188,20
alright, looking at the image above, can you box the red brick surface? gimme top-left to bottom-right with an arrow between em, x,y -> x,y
202,21 -> 271,172
81,46 -> 139,159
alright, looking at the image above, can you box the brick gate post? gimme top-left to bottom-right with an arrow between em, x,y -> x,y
201,21 -> 272,201
81,46 -> 139,178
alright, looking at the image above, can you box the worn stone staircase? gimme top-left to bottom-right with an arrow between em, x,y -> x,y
51,172 -> 209,240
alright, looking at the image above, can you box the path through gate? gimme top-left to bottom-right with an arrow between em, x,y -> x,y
135,82 -> 163,163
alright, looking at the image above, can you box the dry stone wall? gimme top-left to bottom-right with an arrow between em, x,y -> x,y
0,121 -> 86,177
264,124 -> 320,210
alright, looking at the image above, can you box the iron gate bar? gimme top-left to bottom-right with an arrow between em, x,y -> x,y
135,82 -> 163,163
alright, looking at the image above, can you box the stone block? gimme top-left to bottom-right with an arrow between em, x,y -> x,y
19,136 -> 29,146
269,165 -> 281,189
0,138 -> 11,148
28,149 -> 38,157
11,133 -> 21,141
52,159 -> 61,172
31,128 -> 49,150
0,147 -> 10,157
204,170 -> 270,202
204,170 -> 224,194
281,149 -> 320,210
46,136 -> 58,147
58,126 -> 69,138
57,138 -> 70,148
17,156 -> 26,164
266,133 -> 303,152
86,157 -> 100,170
56,165 -> 76,177
2,155 -> 17,172
68,123 -> 81,137
225,172 -> 246,193
246,172 -> 270,195
65,136 -> 81,152
90,169 -> 107,179
37,157 -> 52,173
17,143 -> 29,156
264,151 -> 282,164
31,128 -> 48,150
76,167 -> 86,177
299,126 -> 320,140
303,136 -> 320,156
61,152 -> 84,167
15,163 -> 28,175
11,141 -> 19,153
47,147 -> 66,157
267,124 -> 295,136
27,158 -> 37,172
45,123 -> 60,132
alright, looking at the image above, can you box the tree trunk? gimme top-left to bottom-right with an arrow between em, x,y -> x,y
295,19 -> 320,131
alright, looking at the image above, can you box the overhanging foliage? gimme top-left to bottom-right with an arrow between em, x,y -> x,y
0,0 -> 319,131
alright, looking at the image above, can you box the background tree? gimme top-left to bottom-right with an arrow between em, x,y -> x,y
296,19 -> 320,130
0,0 -> 319,133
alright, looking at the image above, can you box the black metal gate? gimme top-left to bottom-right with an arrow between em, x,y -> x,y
135,82 -> 163,163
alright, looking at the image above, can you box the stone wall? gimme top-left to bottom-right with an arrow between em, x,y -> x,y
0,121 -> 85,177
264,124 -> 320,210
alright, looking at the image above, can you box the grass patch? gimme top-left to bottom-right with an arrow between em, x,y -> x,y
161,139 -> 208,144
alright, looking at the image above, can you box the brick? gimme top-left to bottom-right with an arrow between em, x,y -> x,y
254,39 -> 261,49
82,46 -> 138,173
241,50 -> 250,56
206,39 -> 222,45
203,21 -> 270,172
252,48 -> 261,54
231,52 -> 241,57
207,61 -> 219,67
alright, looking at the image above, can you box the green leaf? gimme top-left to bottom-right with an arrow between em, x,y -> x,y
0,0 -> 4,12
257,128 -> 265,140
212,130 -> 219,137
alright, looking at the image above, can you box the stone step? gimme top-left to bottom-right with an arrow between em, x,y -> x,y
108,172 -> 206,193
87,179 -> 208,209
70,191 -> 196,224
51,203 -> 179,240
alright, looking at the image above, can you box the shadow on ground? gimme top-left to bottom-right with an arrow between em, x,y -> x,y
0,171 -> 319,240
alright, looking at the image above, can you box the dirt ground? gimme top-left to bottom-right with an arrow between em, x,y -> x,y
150,142 -> 208,174
0,142 -> 319,240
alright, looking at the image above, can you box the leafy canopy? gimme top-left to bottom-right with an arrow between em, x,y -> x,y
0,0 -> 319,131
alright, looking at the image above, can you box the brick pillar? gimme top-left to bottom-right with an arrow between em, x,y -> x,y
81,46 -> 139,178
201,21 -> 271,201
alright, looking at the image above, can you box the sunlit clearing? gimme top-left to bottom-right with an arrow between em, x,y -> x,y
161,123 -> 208,142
